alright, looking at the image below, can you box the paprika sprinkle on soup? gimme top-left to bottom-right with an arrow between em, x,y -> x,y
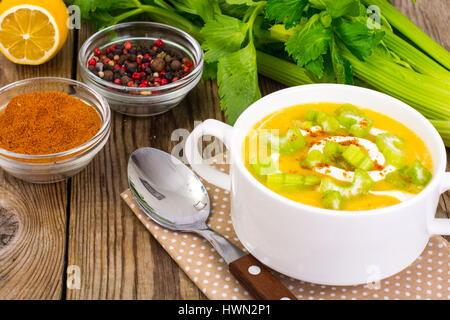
0,91 -> 101,155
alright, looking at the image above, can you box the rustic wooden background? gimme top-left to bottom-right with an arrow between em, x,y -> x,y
0,0 -> 448,299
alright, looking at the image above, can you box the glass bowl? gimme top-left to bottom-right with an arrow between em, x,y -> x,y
0,77 -> 111,183
79,22 -> 204,117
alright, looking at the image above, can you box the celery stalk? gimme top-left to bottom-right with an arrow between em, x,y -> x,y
382,31 -> 450,80
430,120 -> 450,146
256,51 -> 314,86
362,0 -> 450,69
341,48 -> 450,120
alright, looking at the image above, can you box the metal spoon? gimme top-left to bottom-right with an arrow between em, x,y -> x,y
127,147 -> 296,300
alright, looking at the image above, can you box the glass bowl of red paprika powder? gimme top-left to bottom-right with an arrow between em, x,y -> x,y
0,77 -> 111,183
78,22 -> 204,117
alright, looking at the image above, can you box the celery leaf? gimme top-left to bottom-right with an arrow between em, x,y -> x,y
217,44 -> 261,124
200,15 -> 247,63
336,21 -> 385,60
330,36 -> 354,84
265,0 -> 308,29
309,0 -> 361,18
285,14 -> 331,77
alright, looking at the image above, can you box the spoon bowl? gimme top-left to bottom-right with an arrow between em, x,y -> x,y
128,147 -> 209,231
127,147 -> 297,300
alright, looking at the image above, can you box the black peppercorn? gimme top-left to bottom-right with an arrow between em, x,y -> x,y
170,60 -> 181,71
151,58 -> 165,72
103,70 -> 114,81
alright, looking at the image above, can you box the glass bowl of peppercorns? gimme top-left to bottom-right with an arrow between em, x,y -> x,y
79,22 -> 203,117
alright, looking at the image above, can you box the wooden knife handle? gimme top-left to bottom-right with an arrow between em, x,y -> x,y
229,254 -> 297,300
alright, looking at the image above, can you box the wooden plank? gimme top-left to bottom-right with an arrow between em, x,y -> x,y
0,32 -> 73,299
67,1 -> 449,300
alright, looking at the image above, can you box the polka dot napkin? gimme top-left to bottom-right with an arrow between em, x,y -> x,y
121,164 -> 449,300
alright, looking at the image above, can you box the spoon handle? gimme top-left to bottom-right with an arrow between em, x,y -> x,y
196,229 -> 297,300
229,254 -> 297,300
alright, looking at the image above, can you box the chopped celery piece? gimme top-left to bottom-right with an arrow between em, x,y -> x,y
350,169 -> 374,196
358,156 -> 374,171
302,150 -> 327,168
266,173 -> 284,187
320,169 -> 373,198
304,175 -> 321,186
320,178 -> 347,194
334,104 -> 373,138
385,171 -> 408,189
292,120 -> 313,129
342,144 -> 374,171
317,111 -> 340,133
376,133 -> 406,168
349,120 -> 373,138
342,144 -> 365,167
279,127 -> 306,153
250,157 -> 277,176
284,173 -> 305,186
385,160 -> 432,188
323,140 -> 343,157
321,191 -> 343,210
267,173 -> 320,188
406,160 -> 432,187
267,126 -> 306,154
305,109 -> 319,122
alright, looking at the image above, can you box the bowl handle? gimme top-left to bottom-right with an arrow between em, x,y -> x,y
185,119 -> 232,191
428,172 -> 450,235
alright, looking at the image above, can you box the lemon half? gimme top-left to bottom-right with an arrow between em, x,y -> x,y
0,0 -> 69,65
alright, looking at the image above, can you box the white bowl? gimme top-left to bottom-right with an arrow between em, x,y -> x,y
185,84 -> 450,286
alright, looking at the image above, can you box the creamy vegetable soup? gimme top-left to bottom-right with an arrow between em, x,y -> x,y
243,103 -> 433,211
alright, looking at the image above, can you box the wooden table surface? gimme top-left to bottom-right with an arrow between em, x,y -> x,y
0,0 -> 448,300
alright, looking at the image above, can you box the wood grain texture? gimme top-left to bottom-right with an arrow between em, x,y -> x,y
0,33 -> 73,299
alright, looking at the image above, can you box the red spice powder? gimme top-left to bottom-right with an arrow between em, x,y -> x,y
0,91 -> 101,155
